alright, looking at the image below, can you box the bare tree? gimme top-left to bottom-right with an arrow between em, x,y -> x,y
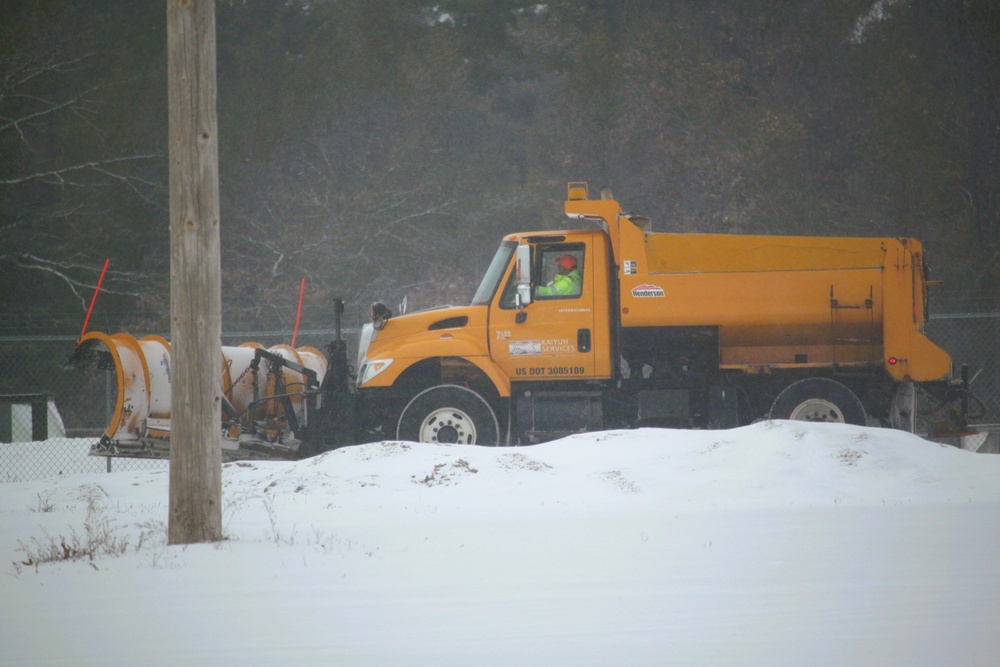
0,39 -> 162,320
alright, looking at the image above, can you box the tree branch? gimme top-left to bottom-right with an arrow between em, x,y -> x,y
0,154 -> 159,186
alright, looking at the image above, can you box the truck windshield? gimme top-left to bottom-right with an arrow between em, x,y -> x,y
471,241 -> 517,306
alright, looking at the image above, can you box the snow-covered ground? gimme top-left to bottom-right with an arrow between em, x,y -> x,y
2,422 -> 998,666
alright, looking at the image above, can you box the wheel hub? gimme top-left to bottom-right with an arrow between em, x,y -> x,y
419,408 -> 477,444
788,398 -> 846,423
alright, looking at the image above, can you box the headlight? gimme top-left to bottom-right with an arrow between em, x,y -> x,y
359,359 -> 393,385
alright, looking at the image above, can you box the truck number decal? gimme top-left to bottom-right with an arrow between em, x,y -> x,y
516,366 -> 586,376
496,330 -> 512,340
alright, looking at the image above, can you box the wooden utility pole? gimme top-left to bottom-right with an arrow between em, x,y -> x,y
167,0 -> 222,544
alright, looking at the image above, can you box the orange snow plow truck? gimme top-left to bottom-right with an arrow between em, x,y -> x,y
71,182 -> 976,460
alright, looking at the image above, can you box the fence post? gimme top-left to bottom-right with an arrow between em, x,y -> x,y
31,395 -> 48,441
0,394 -> 49,442
0,402 -> 9,443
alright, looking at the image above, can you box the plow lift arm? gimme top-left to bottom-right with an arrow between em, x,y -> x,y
300,298 -> 358,457
239,346 -> 319,441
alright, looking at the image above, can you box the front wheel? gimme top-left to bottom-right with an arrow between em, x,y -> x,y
397,385 -> 500,445
769,378 -> 867,426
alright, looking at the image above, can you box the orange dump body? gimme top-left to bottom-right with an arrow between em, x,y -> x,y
567,188 -> 952,383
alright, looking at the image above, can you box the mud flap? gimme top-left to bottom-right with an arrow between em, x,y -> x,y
890,381 -> 916,432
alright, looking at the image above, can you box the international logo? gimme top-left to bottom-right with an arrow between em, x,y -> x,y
631,283 -> 665,298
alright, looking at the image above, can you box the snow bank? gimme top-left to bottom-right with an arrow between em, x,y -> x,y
1,422 -> 998,666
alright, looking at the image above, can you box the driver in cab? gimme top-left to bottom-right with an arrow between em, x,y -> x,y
536,254 -> 581,297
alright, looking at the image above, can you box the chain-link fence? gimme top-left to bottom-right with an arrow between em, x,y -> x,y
0,335 -> 163,483
1,316 -> 998,482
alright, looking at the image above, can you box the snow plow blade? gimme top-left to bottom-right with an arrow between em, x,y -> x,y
67,331 -> 328,461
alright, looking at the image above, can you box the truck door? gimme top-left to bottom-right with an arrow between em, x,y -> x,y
488,234 -> 611,382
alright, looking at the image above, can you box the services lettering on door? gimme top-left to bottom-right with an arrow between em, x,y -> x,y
509,337 -> 584,378
508,338 -> 577,355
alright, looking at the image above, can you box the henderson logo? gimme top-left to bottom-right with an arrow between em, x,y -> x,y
631,283 -> 665,298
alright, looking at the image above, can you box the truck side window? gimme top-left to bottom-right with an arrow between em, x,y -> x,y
498,268 -> 520,309
535,246 -> 584,299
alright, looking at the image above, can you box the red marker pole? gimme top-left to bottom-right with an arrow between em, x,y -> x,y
80,258 -> 110,339
291,278 -> 305,347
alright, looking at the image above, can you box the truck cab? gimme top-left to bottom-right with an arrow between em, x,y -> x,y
354,217 -> 618,444
481,230 -> 614,385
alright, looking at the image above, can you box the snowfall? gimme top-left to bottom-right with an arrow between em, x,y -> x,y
1,422 -> 999,666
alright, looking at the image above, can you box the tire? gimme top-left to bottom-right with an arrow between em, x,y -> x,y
769,378 -> 867,426
396,385 -> 500,445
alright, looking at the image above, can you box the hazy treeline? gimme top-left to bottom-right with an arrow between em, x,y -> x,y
1,0 -> 997,336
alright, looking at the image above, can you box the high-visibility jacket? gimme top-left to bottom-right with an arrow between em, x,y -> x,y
536,269 -> 582,296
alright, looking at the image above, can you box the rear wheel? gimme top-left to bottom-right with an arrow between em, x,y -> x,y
397,385 -> 500,445
770,378 -> 867,426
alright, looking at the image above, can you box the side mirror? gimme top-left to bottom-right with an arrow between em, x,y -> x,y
371,301 -> 393,330
515,244 -> 532,307
514,294 -> 528,323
